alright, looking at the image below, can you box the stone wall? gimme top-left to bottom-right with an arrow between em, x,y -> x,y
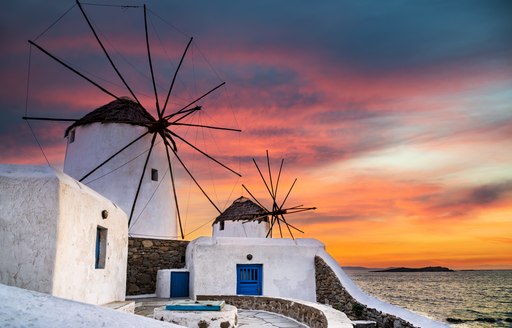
315,256 -> 417,328
197,295 -> 328,328
127,238 -> 189,295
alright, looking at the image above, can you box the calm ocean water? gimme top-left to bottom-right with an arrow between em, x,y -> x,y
344,270 -> 512,328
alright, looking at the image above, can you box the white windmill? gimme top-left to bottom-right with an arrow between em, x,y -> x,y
23,2 -> 241,240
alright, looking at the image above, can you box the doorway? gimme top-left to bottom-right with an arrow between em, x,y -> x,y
170,271 -> 189,298
236,264 -> 262,295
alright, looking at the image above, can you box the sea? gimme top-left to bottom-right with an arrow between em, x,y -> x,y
344,269 -> 512,328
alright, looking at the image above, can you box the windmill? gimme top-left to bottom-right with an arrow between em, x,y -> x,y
242,151 -> 316,239
22,1 -> 241,239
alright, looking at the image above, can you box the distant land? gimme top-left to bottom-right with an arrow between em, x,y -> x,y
342,266 -> 510,272
373,266 -> 454,273
342,266 -> 384,271
342,266 -> 454,272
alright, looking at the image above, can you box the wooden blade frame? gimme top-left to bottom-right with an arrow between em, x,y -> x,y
25,2 -> 241,239
245,151 -> 316,240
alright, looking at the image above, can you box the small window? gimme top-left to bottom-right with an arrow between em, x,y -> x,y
95,226 -> 107,269
69,129 -> 75,144
151,168 -> 158,181
219,221 -> 225,231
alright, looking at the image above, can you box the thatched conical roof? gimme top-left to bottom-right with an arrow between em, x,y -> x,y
213,196 -> 268,224
65,97 -> 156,137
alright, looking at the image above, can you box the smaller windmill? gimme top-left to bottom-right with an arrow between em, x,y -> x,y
242,151 -> 316,239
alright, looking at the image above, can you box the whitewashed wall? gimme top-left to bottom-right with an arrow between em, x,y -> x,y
212,220 -> 270,238
0,165 -> 128,305
186,237 -> 324,302
64,123 -> 177,240
0,284 -> 183,328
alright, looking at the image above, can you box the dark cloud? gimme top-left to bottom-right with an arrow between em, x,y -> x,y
469,182 -> 512,205
248,127 -> 296,138
412,181 -> 512,219
292,213 -> 367,226
313,108 -> 383,124
159,0 -> 512,74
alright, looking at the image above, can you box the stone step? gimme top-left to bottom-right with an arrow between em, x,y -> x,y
102,300 -> 135,313
352,320 -> 377,328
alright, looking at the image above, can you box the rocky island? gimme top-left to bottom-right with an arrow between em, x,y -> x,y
374,266 -> 454,272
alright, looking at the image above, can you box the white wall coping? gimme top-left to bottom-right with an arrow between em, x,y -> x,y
196,236 -> 325,248
316,249 -> 448,328
0,284 -> 184,328
283,297 -> 354,328
0,164 -> 122,209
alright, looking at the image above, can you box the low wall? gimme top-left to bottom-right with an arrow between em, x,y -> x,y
127,238 -> 189,295
198,295 -> 327,327
197,295 -> 352,328
315,256 -> 414,328
315,252 -> 447,328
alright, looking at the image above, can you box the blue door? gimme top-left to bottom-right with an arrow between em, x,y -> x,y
237,264 -> 262,295
170,272 -> 189,298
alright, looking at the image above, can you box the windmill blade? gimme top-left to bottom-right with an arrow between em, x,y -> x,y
166,129 -> 241,177
167,143 -> 221,214
144,4 -> 161,117
128,132 -> 158,226
171,122 -> 241,133
252,158 -> 274,201
163,81 -> 226,121
241,184 -> 269,212
28,40 -> 119,100
278,214 -> 304,234
167,106 -> 202,123
266,216 -> 278,238
80,130 -> 151,182
162,37 -> 193,116
163,137 -> 184,239
167,106 -> 201,120
279,214 -> 296,240
163,131 -> 178,152
284,207 -> 317,215
285,204 -> 304,210
280,178 -> 297,209
275,215 -> 283,238
274,158 -> 284,199
22,116 -> 78,122
76,0 -> 142,107
266,150 -> 275,198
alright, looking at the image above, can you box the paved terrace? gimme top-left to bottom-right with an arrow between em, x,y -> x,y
239,310 -> 307,328
134,299 -> 307,328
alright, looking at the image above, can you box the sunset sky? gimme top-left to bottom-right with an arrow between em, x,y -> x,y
1,1 -> 511,269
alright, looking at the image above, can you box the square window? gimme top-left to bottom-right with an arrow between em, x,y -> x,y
95,226 -> 107,269
69,129 -> 75,144
151,168 -> 158,181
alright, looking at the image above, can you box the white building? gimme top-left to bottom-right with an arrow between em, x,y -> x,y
187,237 -> 323,301
0,165 -> 128,305
63,97 -> 177,240
212,196 -> 270,238
186,196 -> 320,301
